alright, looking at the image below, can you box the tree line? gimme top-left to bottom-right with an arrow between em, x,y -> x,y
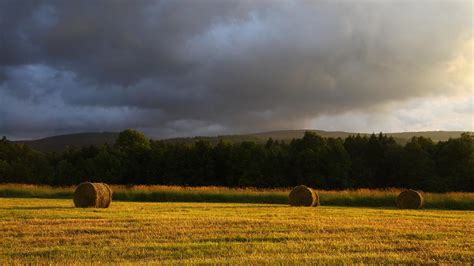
0,130 -> 473,192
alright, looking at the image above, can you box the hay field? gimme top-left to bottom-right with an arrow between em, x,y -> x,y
1,198 -> 473,264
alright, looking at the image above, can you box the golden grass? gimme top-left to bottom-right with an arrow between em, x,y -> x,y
0,198 -> 473,264
0,183 -> 471,195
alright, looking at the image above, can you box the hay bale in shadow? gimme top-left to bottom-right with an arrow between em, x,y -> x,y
74,182 -> 112,208
397,189 -> 424,209
289,185 -> 319,207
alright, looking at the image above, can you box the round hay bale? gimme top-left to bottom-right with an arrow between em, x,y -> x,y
289,185 -> 319,207
397,189 -> 423,209
73,182 -> 112,208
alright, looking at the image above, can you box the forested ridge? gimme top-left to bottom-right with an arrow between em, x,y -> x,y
13,130 -> 467,153
1,130 -> 473,192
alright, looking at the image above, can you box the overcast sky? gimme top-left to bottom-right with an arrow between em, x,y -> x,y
0,0 -> 472,140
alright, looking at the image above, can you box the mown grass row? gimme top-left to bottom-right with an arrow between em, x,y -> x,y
0,184 -> 473,210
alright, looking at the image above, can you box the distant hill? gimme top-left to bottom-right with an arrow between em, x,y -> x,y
14,132 -> 119,153
166,130 -> 471,145
12,130 -> 471,153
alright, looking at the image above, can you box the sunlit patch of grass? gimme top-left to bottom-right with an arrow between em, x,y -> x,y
0,198 -> 473,264
0,184 -> 473,210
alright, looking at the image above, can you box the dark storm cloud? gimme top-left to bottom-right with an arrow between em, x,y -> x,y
0,0 -> 472,139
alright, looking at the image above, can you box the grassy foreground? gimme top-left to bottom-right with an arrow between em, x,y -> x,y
1,184 -> 473,210
0,198 -> 473,264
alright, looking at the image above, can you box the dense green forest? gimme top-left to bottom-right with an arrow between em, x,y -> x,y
0,130 -> 473,192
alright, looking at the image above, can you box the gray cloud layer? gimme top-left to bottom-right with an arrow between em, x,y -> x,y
0,0 -> 472,139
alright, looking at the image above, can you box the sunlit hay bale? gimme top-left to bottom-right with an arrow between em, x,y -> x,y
74,182 -> 112,208
103,183 -> 113,208
312,189 -> 320,207
397,189 -> 424,209
289,185 -> 318,207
